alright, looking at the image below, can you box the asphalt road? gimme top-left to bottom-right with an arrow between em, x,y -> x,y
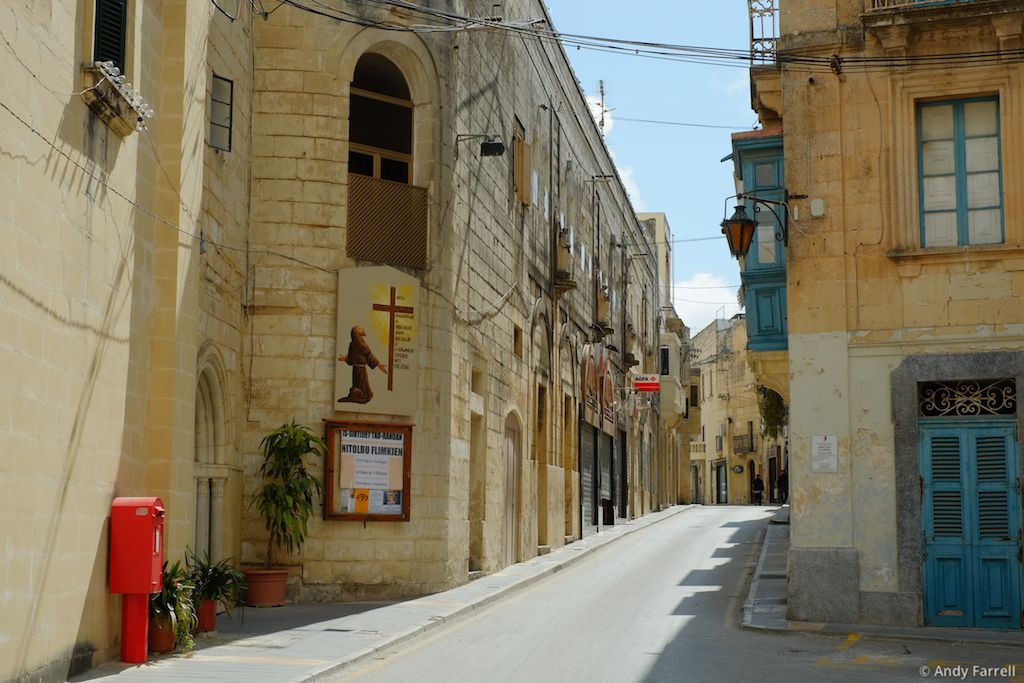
333,506 -> 1024,683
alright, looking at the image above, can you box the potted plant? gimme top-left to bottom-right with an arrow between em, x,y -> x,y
186,548 -> 247,632
244,420 -> 325,606
149,560 -> 197,654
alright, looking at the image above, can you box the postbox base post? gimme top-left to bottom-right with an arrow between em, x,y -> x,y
120,593 -> 149,663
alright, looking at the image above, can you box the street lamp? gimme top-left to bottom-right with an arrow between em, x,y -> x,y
719,193 -> 802,259
720,204 -> 757,259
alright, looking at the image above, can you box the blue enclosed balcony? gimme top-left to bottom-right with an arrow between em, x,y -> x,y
730,130 -> 787,352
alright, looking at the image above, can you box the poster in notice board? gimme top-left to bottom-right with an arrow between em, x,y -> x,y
324,421 -> 412,521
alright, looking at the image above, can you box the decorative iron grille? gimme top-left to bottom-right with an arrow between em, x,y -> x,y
919,379 -> 1017,418
733,433 -> 756,453
749,0 -> 779,64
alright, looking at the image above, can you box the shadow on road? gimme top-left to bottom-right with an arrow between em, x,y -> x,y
642,507 -> 776,683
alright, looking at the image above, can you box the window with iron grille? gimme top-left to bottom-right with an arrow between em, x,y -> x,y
660,347 -> 670,376
94,0 -> 127,73
210,75 -> 232,152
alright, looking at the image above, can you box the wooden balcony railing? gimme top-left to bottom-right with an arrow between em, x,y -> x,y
347,173 -> 428,269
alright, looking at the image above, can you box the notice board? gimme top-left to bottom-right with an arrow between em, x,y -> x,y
324,421 -> 412,521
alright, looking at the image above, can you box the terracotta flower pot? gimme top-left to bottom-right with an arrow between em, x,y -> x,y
242,567 -> 288,607
148,615 -> 175,654
196,599 -> 217,633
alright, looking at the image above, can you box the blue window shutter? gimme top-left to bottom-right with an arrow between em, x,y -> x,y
975,435 -> 1010,539
928,435 -> 964,539
922,422 -> 1021,628
94,0 -> 127,72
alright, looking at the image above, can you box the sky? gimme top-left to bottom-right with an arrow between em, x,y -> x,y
542,1 -> 753,335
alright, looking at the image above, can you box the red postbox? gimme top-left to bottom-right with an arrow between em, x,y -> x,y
110,497 -> 164,663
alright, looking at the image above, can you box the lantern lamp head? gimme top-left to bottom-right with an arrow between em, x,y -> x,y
720,204 -> 757,259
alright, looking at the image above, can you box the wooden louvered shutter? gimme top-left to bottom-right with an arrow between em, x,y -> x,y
928,434 -> 964,540
974,434 -> 1011,540
969,428 -> 1020,628
921,429 -> 972,626
94,0 -> 127,72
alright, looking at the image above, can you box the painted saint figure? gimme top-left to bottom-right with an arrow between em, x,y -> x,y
337,325 -> 388,404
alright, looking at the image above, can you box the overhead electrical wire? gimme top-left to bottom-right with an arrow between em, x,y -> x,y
275,0 -> 1024,75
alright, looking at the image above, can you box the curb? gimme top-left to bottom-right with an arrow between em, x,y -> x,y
740,511 -> 1024,649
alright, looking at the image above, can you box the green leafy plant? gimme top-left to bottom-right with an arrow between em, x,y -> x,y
757,385 -> 788,439
149,560 -> 197,652
186,548 -> 247,616
250,420 -> 325,569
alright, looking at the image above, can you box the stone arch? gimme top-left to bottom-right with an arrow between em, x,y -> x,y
530,312 -> 552,546
334,34 -> 439,189
193,342 -> 236,561
195,351 -> 227,467
503,409 -> 524,565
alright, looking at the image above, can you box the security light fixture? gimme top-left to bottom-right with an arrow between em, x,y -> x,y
456,133 -> 505,158
479,136 -> 506,157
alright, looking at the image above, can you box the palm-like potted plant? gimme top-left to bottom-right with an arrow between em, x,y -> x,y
186,549 -> 247,632
149,560 -> 198,654
245,420 -> 325,606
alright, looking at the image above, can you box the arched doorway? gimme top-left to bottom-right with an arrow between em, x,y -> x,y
193,349 -> 235,562
504,413 -> 522,566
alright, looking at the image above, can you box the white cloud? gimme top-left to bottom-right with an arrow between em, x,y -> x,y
615,162 -> 645,211
711,73 -> 752,109
586,94 -> 613,135
670,272 -> 742,336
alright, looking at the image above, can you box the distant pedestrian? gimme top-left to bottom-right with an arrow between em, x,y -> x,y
778,469 -> 789,504
751,474 -> 765,505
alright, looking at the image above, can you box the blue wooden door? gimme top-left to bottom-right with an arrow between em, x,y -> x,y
921,422 -> 1021,629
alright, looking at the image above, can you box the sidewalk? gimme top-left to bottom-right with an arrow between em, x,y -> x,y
741,505 -> 1024,648
72,505 -> 694,683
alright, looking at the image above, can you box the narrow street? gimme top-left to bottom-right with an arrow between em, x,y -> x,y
336,507 -> 1023,683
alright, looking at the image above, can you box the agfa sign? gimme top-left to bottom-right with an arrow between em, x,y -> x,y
633,374 -> 660,392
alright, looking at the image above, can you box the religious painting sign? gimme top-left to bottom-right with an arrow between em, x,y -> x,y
324,421 -> 412,521
599,351 -> 616,436
335,266 -> 419,416
581,344 -> 599,427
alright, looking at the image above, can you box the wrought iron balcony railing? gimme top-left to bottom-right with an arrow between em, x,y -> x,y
733,433 -> 756,453
749,0 -> 779,64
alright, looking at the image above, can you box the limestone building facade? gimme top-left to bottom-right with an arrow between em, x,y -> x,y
639,212 -> 699,508
690,316 -> 770,506
0,1 -> 666,680
736,0 -> 1024,628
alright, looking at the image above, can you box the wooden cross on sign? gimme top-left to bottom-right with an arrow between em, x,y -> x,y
372,287 -> 414,391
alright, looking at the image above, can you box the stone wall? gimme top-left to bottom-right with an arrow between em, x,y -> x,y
772,0 -> 1024,625
243,0 -> 656,600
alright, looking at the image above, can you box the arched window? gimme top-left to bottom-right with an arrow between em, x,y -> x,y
349,53 -> 412,184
